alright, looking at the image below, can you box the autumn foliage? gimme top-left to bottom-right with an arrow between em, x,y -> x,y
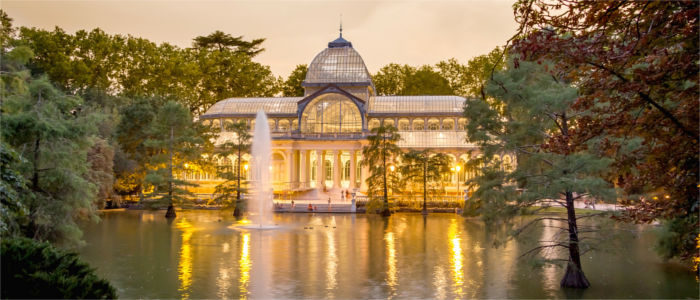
510,0 -> 698,264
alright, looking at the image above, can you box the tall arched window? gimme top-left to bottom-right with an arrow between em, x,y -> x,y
442,119 -> 455,130
301,93 -> 362,133
413,119 -> 424,130
369,119 -> 380,130
398,118 -> 410,131
428,118 -> 440,130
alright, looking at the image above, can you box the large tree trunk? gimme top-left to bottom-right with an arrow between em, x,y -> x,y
560,191 -> 590,288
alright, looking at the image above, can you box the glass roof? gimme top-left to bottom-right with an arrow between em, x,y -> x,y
304,46 -> 372,85
397,131 -> 473,148
368,96 -> 466,114
202,97 -> 301,117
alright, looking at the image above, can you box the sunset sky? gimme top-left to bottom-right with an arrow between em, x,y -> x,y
2,0 -> 518,77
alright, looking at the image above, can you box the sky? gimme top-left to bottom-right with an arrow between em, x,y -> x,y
2,0 -> 518,77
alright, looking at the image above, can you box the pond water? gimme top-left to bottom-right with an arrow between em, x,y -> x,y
80,210 -> 698,299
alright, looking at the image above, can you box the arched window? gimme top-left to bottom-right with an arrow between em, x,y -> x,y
369,119 -> 380,130
458,118 -> 467,130
442,119 -> 455,130
268,120 -> 276,131
383,119 -> 395,128
428,118 -> 440,130
324,159 -> 332,181
301,93 -> 362,133
413,119 -> 424,130
291,119 -> 299,131
212,119 -> 221,130
223,119 -> 234,131
278,119 -> 290,132
398,118 -> 410,131
343,160 -> 351,181
202,119 -> 211,127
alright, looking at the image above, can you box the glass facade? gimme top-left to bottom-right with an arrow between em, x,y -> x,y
301,93 -> 362,133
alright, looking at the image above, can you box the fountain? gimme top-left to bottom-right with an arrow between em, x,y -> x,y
239,110 -> 275,229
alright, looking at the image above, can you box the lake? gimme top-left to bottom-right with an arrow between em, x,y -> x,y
80,210 -> 698,299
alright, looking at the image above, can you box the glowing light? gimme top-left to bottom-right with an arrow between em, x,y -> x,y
384,230 -> 397,296
448,219 -> 465,297
455,165 -> 461,172
664,195 -> 670,199
184,163 -> 189,168
325,224 -> 338,297
389,165 -> 395,172
239,233 -> 251,299
244,164 -> 249,171
176,219 -> 195,299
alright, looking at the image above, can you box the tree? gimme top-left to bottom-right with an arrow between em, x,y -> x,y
144,101 -> 209,218
436,48 -> 506,97
213,121 -> 251,217
1,71 -> 101,245
464,59 -> 616,288
281,64 -> 307,96
361,125 -> 402,216
399,150 -> 452,215
115,99 -> 158,201
1,237 -> 116,299
373,64 -> 453,96
193,30 -> 265,56
510,0 -> 699,268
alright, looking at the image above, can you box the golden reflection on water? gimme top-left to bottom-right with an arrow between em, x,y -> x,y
448,219 -> 465,298
384,230 -> 397,297
176,219 -> 194,299
325,226 -> 338,298
239,233 -> 251,299
216,242 -> 232,299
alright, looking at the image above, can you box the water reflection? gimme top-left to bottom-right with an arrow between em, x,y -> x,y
325,225 -> 338,298
384,223 -> 397,298
79,212 -> 699,299
448,219 -> 465,297
175,219 -> 194,299
239,233 -> 251,298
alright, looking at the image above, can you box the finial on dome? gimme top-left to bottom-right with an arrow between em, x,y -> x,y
339,14 -> 343,38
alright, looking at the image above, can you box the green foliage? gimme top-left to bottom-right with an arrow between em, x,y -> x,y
466,58 -> 616,220
14,23 -> 278,114
1,237 -> 116,299
193,30 -> 265,56
1,72 -> 100,246
373,48 -> 505,97
213,121 -> 251,211
399,150 -> 452,209
282,64 -> 307,96
436,47 -> 506,97
0,142 -> 29,237
373,64 -> 452,96
361,125 -> 402,214
144,101 -> 212,207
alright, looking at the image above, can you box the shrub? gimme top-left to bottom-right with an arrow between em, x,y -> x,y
1,237 -> 117,299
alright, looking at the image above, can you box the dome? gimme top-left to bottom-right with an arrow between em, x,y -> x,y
303,36 -> 372,86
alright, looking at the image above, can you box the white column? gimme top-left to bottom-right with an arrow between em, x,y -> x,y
285,149 -> 294,187
349,150 -> 357,189
299,150 -> 307,188
360,154 -> 369,191
332,150 -> 340,189
316,150 -> 324,188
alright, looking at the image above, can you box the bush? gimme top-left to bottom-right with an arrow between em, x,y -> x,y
1,237 -> 117,299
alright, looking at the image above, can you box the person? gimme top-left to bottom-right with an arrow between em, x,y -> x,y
308,204 -> 313,211
291,200 -> 295,209
341,190 -> 345,202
